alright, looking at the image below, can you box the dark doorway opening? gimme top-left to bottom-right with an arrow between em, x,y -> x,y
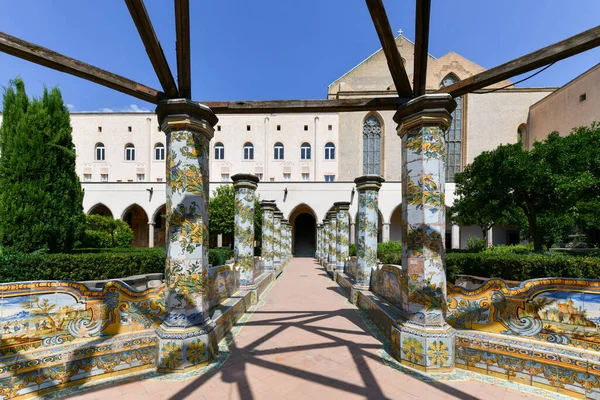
294,213 -> 316,257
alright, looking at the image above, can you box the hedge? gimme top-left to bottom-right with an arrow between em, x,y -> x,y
0,247 -> 240,283
0,248 -> 165,283
446,252 -> 600,283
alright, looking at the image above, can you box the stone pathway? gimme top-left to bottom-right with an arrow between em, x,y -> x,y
66,258 -> 556,400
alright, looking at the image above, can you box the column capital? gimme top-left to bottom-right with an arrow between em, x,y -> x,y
260,200 -> 277,211
327,210 -> 337,219
393,94 -> 456,135
334,201 -> 351,211
231,173 -> 259,190
148,221 -> 156,226
281,219 -> 290,226
156,98 -> 218,131
354,175 -> 385,191
273,211 -> 284,219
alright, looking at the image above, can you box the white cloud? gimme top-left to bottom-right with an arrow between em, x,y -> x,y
122,104 -> 151,113
71,104 -> 151,113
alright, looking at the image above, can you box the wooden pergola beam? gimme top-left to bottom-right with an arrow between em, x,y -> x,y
413,0 -> 431,97
201,97 -> 410,114
0,32 -> 165,104
175,0 -> 191,99
365,0 -> 413,98
438,25 -> 600,98
125,0 -> 179,98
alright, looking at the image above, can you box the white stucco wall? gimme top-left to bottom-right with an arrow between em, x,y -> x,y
528,64 -> 600,145
465,89 -> 553,164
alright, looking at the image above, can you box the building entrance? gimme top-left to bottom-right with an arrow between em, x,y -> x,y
293,213 -> 316,257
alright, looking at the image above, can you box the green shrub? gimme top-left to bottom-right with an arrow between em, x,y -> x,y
81,215 -> 134,248
208,247 -> 233,266
349,243 -> 357,257
378,241 -> 402,265
0,248 -> 165,283
466,236 -> 486,252
446,252 -> 600,283
483,243 -> 533,255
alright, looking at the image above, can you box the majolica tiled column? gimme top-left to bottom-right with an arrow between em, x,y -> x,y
354,175 -> 384,290
261,200 -> 277,272
317,223 -> 323,261
281,219 -> 290,266
273,211 -> 283,270
232,174 -> 259,291
322,218 -> 330,267
393,93 -> 457,372
156,99 -> 218,371
335,201 -> 350,273
327,210 -> 337,274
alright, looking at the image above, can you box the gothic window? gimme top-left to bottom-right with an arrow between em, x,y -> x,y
363,115 -> 381,175
440,74 -> 462,182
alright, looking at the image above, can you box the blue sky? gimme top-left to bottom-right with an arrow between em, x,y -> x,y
0,1 -> 599,112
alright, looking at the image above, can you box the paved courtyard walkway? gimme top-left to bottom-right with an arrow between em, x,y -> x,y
67,258 -> 554,400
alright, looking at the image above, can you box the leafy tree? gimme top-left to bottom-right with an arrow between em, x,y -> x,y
0,78 -> 84,253
450,149 -> 523,244
82,214 -> 134,248
208,185 -> 262,247
452,125 -> 600,251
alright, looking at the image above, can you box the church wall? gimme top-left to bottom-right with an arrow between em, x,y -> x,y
465,89 -> 553,164
528,64 -> 600,146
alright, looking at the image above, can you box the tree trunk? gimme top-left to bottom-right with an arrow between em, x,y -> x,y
523,199 -> 542,251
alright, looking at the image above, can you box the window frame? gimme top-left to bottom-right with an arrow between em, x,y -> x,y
214,142 -> 225,160
125,143 -> 136,161
154,143 -> 165,161
274,142 -> 284,160
300,142 -> 312,160
95,143 -> 106,161
362,114 -> 382,175
324,142 -> 335,160
243,142 -> 254,160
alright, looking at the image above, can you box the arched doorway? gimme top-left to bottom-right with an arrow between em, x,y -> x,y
288,204 -> 317,257
88,203 -> 113,217
123,204 -> 149,247
293,214 -> 316,257
152,205 -> 166,248
390,205 -> 402,242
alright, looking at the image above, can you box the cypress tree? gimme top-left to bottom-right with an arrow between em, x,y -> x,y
0,78 -> 84,253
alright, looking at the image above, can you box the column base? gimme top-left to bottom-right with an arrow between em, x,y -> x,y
350,284 -> 368,304
241,284 -> 258,304
391,323 -> 455,373
156,320 -> 218,373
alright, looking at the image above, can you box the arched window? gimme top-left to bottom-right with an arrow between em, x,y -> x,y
325,142 -> 335,160
243,142 -> 254,160
300,142 -> 311,160
154,143 -> 165,160
274,142 -> 284,160
95,143 -> 105,161
125,143 -> 135,161
214,142 -> 225,160
517,124 -> 527,147
363,115 -> 382,175
440,74 -> 462,182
